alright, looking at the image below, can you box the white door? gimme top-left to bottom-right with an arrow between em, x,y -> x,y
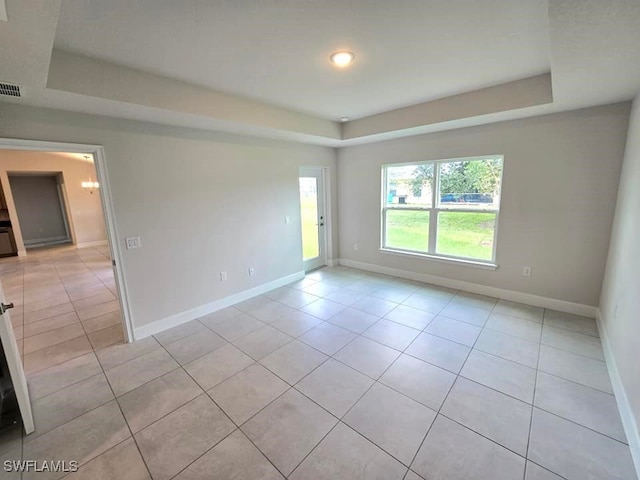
299,167 -> 326,271
0,281 -> 34,434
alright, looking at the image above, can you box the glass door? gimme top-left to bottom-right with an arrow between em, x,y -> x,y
299,167 -> 326,271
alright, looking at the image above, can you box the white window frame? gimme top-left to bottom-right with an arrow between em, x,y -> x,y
381,154 -> 503,268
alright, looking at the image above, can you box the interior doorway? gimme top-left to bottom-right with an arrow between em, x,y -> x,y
299,167 -> 327,271
0,139 -> 133,347
8,174 -> 72,249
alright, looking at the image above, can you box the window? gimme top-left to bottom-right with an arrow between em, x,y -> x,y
382,155 -> 503,264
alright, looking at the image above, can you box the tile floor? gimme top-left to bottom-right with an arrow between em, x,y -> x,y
0,262 -> 637,479
0,245 -> 124,375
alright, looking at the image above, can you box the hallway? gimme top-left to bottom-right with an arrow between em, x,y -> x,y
0,245 -> 124,375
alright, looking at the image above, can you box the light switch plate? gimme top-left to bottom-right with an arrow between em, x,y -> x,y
126,237 -> 141,249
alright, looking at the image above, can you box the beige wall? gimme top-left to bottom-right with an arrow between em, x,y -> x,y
600,94 -> 640,448
0,150 -> 107,252
337,103 -> 630,306
0,104 -> 337,328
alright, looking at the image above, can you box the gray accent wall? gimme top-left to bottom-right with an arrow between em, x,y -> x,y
9,174 -> 69,246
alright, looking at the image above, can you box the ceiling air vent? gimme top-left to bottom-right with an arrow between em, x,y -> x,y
0,83 -> 21,97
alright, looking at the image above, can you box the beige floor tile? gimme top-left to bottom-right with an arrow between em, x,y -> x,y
176,430 -> 283,479
96,336 -> 161,371
24,302 -> 75,324
541,325 -> 604,360
543,310 -> 599,337
183,343 -> 254,390
23,335 -> 93,375
461,350 -> 536,403
81,310 -> 122,334
485,313 -> 542,342
71,290 -> 117,310
405,332 -> 470,374
299,322 -> 357,355
412,415 -> 525,480
75,299 -> 120,321
290,422 -> 406,480
23,311 -> 79,338
242,389 -> 337,476
441,377 -> 532,456
344,383 -> 436,465
118,368 -> 203,432
208,313 -> 265,341
528,408 -> 635,480
333,336 -> 400,379
105,348 -> 179,396
233,325 -> 293,360
296,358 -> 373,417
209,364 -> 289,424
384,305 -> 435,330
494,300 -> 544,323
270,310 -> 323,337
327,308 -> 380,334
29,373 -> 114,440
153,319 -> 208,346
23,322 -> 86,355
534,371 -> 626,442
474,329 -> 540,368
135,395 -> 235,480
260,340 -> 328,385
27,352 -> 102,400
22,401 -> 130,480
538,345 -> 612,394
64,438 -> 151,480
380,354 -> 455,410
163,329 -> 227,364
424,316 -> 481,347
88,323 -> 125,349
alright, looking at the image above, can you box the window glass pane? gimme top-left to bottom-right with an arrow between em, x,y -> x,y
438,158 -> 502,209
436,211 -> 496,260
385,210 -> 429,252
385,164 -> 433,208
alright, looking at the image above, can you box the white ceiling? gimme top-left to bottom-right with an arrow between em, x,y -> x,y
1,1 -> 639,146
53,0 -> 551,120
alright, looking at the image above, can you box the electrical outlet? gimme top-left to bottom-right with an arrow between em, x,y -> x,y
248,267 -> 256,276
219,271 -> 227,281
353,243 -> 359,250
523,266 -> 532,277
125,237 -> 141,249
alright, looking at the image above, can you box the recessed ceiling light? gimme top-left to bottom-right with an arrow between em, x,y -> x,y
340,116 -> 349,122
330,51 -> 355,67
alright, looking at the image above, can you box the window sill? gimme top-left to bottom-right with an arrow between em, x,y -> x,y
380,248 -> 498,270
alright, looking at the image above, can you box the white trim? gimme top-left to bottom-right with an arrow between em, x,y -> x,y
338,258 -> 597,317
595,309 -> 640,477
0,138 -> 135,344
17,250 -> 26,257
77,240 -> 109,248
134,270 -> 305,339
326,259 -> 339,267
380,248 -> 498,270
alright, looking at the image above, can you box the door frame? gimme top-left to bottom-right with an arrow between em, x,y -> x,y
299,166 -> 332,271
0,138 -> 134,343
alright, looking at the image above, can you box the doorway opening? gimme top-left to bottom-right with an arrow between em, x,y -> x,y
299,167 -> 327,272
0,140 -> 133,356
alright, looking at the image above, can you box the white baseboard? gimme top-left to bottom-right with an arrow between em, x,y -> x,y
134,270 -> 305,340
77,240 -> 108,248
326,259 -> 339,267
596,309 -> 640,477
338,258 -> 597,317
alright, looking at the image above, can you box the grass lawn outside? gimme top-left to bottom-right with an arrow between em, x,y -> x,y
300,196 -> 320,260
385,209 -> 496,261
